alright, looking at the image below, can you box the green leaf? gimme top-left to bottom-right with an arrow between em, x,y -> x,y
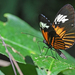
58,69 -> 75,75
0,13 -> 75,75
36,68 -> 47,75
0,70 -> 5,75
1,63 -> 37,75
0,13 -> 43,63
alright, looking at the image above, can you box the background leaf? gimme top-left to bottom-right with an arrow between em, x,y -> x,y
0,70 -> 5,75
1,63 -> 37,75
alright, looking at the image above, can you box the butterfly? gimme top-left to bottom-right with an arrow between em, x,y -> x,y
39,4 -> 75,59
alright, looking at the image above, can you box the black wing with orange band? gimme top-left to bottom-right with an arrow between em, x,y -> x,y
51,36 -> 65,49
52,4 -> 75,49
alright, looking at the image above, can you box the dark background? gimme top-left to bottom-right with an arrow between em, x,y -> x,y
0,0 -> 75,60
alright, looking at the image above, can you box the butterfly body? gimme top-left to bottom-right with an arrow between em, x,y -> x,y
39,4 -> 75,59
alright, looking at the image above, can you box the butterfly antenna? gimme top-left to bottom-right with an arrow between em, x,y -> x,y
21,32 -> 43,40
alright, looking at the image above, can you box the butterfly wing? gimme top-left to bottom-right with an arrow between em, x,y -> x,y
51,36 -> 65,49
52,4 -> 75,49
39,14 -> 52,45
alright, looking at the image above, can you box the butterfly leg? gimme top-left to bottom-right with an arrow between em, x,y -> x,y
45,47 -> 49,55
42,46 -> 49,55
37,40 -> 49,55
49,48 -> 57,59
55,49 -> 59,60
37,41 -> 44,55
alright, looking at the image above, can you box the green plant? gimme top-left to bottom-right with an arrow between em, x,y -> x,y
0,13 -> 75,75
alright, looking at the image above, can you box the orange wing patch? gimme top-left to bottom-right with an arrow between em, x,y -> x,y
52,24 -> 66,38
41,30 -> 49,44
52,24 -> 75,49
51,37 -> 65,49
62,32 -> 75,49
51,37 -> 54,47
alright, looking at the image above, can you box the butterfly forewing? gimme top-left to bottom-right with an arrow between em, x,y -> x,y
52,4 -> 75,49
41,30 -> 49,44
53,4 -> 75,31
39,14 -> 52,45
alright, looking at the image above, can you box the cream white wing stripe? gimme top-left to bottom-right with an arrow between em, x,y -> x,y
40,22 -> 49,29
54,14 -> 69,24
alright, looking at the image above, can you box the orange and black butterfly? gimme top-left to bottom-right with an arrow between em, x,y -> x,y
39,4 -> 75,59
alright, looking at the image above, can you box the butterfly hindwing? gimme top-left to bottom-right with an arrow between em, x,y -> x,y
51,36 -> 65,49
